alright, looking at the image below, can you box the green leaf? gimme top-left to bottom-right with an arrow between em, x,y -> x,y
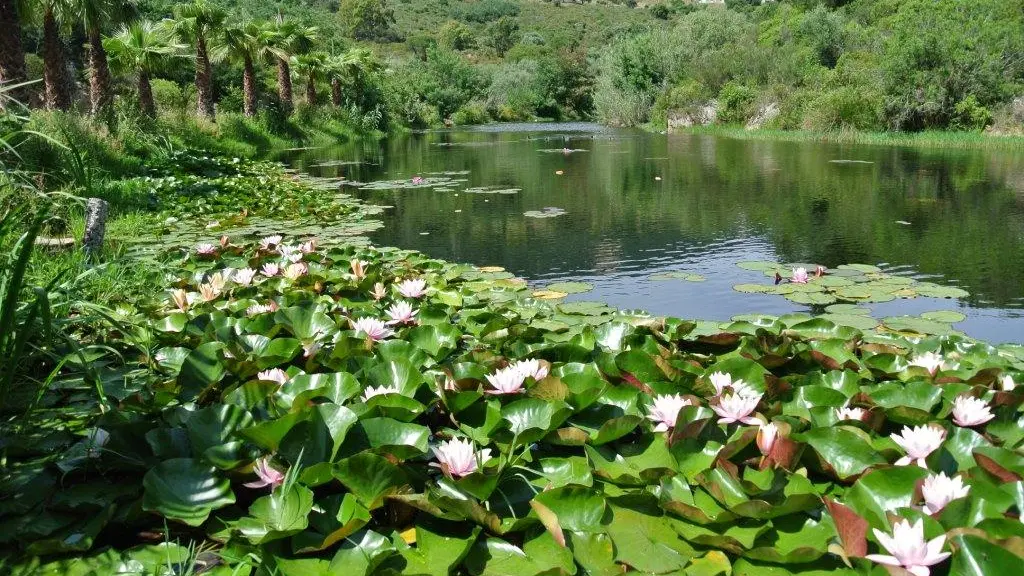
142,458 -> 235,526
843,466 -> 928,529
604,500 -> 694,573
328,529 -> 396,576
797,427 -> 887,480
237,484 -> 314,544
533,486 -> 606,533
177,342 -> 226,400
407,323 -> 462,358
186,404 -> 253,456
334,452 -> 408,509
950,534 -> 1022,576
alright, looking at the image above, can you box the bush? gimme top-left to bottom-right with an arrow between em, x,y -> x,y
451,0 -> 520,23
484,16 -> 521,57
951,95 -> 994,131
802,85 -> 883,131
151,79 -> 196,118
438,20 -> 476,51
451,101 -> 490,125
717,81 -> 757,124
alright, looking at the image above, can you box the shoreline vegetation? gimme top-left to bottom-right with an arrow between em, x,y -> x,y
665,125 -> 1024,150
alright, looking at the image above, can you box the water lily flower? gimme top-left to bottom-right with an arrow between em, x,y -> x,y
279,244 -> 304,263
431,437 -> 491,478
244,458 -> 285,490
219,235 -> 230,248
815,265 -> 826,277
386,301 -> 418,325
791,267 -> 809,284
261,263 -> 280,277
396,278 -> 427,299
300,239 -> 318,254
951,395 -> 994,427
85,428 -> 109,458
708,371 -> 752,397
206,220 -> 220,229
208,272 -> 227,294
485,365 -> 528,395
646,394 -> 693,432
757,422 -> 778,455
711,391 -> 762,425
921,472 -> 970,515
362,384 -> 401,401
171,289 -> 190,311
199,283 -> 219,302
412,176 -> 425,184
910,352 -> 945,375
196,243 -> 216,255
511,359 -> 549,381
892,425 -> 946,467
247,301 -> 278,316
233,268 -> 257,286
350,259 -> 368,280
257,368 -> 289,385
1001,375 -> 1015,391
260,235 -> 283,250
370,282 -> 387,301
866,518 -> 950,576
351,317 -> 394,341
443,376 -> 459,392
283,262 -> 308,280
836,405 -> 866,422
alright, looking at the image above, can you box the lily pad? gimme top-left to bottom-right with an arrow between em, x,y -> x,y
545,281 -> 594,294
649,271 -> 706,282
920,310 -> 967,323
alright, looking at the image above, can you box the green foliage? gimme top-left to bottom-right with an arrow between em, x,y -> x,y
341,0 -> 397,41
483,16 -> 520,57
451,0 -> 520,24
717,81 -> 757,125
951,96 -> 994,132
437,20 -> 476,51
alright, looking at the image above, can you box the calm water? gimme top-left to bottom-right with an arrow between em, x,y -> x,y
284,123 -> 1024,344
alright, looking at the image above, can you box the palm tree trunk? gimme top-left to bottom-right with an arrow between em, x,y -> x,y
195,35 -> 215,119
138,71 -> 155,118
242,55 -> 257,117
277,57 -> 292,115
43,7 -> 72,111
331,77 -> 342,107
0,0 -> 27,103
306,73 -> 316,107
87,25 -> 113,116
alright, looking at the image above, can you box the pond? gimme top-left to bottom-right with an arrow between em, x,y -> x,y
283,123 -> 1024,344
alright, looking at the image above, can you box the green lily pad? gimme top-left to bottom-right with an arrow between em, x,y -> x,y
649,271 -> 706,282
545,281 -> 594,294
920,310 -> 967,323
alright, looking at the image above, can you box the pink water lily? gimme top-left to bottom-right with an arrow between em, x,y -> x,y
351,317 -> 394,341
757,422 -> 778,455
257,368 -> 289,385
261,263 -> 280,277
836,405 -> 866,422
510,359 -> 549,382
866,519 -> 950,576
171,289 -> 190,311
300,239 -> 318,254
370,282 -> 387,301
245,458 -> 285,490
892,425 -> 945,467
259,235 -> 283,250
196,243 -> 216,256
909,352 -> 945,375
397,278 -> 427,298
350,259 -> 368,280
431,437 -> 491,478
362,384 -> 401,401
485,365 -> 527,395
791,267 -> 809,284
646,394 -> 693,432
711,391 -> 762,425
951,395 -> 994,427
386,301 -> 418,325
707,371 -> 753,397
921,472 -> 970,515
412,176 -> 425,185
233,268 -> 257,286
199,283 -> 219,302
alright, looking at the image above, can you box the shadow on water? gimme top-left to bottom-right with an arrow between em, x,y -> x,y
280,124 -> 1024,344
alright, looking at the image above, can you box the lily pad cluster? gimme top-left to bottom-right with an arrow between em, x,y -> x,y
5,235 -> 1024,576
734,261 -> 970,306
524,207 -> 568,219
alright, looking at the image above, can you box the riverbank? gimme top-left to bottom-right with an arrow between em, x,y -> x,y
666,125 -> 1024,150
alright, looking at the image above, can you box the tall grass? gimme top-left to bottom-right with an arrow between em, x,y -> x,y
669,125 -> 1024,150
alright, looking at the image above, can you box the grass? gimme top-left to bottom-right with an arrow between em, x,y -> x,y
667,125 -> 1024,150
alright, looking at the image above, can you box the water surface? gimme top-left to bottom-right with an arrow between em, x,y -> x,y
285,123 -> 1024,344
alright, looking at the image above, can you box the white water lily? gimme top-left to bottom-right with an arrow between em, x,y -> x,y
199,283 -> 219,302
485,365 -> 528,395
261,263 -> 280,277
951,395 -> 994,427
259,235 -> 283,250
510,359 -> 549,382
370,282 -> 387,301
711,391 -> 762,425
170,288 -> 191,311
646,394 -> 693,432
386,301 -> 418,325
246,301 -> 278,316
921,472 -> 970,515
757,422 -> 778,455
279,244 -> 303,263
836,405 -> 866,421
866,519 -> 950,576
892,425 -> 946,467
909,352 -> 945,375
196,243 -> 216,255
257,368 -> 289,385
431,438 -> 492,478
233,268 -> 257,286
362,384 -> 401,401
351,317 -> 394,341
282,262 -> 308,280
208,272 -> 227,294
397,278 -> 427,298
1001,375 -> 1015,391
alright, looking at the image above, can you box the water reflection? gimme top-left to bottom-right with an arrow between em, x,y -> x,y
283,124 -> 1024,343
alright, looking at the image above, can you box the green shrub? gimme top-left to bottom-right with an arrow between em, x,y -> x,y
451,101 -> 490,124
451,0 -> 520,23
717,81 -> 757,125
438,20 -> 476,51
951,95 -> 994,131
802,85 -> 883,131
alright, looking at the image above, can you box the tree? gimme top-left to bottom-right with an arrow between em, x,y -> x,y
327,47 -> 381,108
484,16 -> 519,57
0,0 -> 27,97
438,20 -> 475,51
39,0 -> 75,110
293,51 -> 328,107
267,18 -> 317,115
174,0 -> 227,120
104,20 -> 182,117
341,0 -> 395,41
77,0 -> 138,116
215,21 -> 271,117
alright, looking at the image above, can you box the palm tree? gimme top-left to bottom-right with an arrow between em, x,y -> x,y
293,51 -> 328,107
77,0 -> 138,115
103,20 -> 182,118
0,0 -> 27,95
39,0 -> 75,110
215,21 -> 271,117
266,18 -> 316,115
173,0 -> 225,119
327,47 -> 380,108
